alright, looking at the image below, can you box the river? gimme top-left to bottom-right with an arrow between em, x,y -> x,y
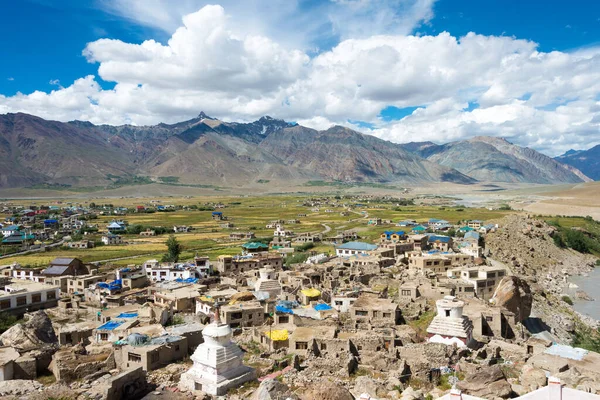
569,267 -> 600,321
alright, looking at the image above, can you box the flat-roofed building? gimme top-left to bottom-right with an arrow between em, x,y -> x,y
0,279 -> 60,316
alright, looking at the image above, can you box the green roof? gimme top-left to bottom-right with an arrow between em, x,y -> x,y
242,242 -> 269,250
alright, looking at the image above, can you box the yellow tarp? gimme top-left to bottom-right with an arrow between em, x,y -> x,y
265,329 -> 289,341
300,288 -> 321,297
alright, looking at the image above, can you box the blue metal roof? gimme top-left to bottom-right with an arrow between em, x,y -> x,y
428,235 -> 451,243
337,241 -> 378,251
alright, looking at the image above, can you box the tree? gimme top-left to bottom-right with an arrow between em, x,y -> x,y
162,235 -> 182,262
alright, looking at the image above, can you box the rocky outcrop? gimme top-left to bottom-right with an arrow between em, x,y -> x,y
0,311 -> 58,352
299,379 -> 354,400
251,379 -> 300,400
456,365 -> 512,399
491,276 -> 533,321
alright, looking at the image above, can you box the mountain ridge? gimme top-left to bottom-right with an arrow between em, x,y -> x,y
555,145 -> 600,181
0,112 -> 588,188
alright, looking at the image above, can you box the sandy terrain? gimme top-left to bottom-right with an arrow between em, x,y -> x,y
517,182 -> 600,219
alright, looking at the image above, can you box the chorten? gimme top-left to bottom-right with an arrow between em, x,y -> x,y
254,266 -> 282,298
426,296 -> 474,348
179,306 -> 256,395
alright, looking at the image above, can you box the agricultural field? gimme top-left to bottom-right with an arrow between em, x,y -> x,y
1,194 -> 516,268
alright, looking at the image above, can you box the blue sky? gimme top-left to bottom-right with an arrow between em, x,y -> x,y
1,0 -> 599,155
2,0 -> 598,95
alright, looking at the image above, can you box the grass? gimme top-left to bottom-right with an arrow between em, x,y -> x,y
409,309 -> 436,342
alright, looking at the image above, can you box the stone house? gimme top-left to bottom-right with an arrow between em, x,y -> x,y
288,326 -> 337,356
219,301 -> 264,329
349,295 -> 401,328
118,335 -> 188,371
57,321 -> 98,346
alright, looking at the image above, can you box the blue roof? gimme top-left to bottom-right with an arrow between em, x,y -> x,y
116,312 -> 138,319
544,344 -> 588,361
2,225 -> 20,231
97,320 -> 124,331
428,235 -> 451,243
464,231 -> 480,239
336,241 -> 378,251
212,211 -> 222,215
314,303 -> 332,311
44,219 -> 58,224
275,305 -> 294,314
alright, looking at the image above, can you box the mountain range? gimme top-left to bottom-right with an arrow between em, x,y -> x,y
555,145 -> 600,181
399,137 -> 590,184
0,112 -> 591,189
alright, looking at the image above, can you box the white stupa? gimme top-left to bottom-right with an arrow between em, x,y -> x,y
179,307 -> 256,395
426,296 -> 474,348
254,266 -> 282,298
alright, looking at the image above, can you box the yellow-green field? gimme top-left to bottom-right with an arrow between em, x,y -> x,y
1,195 -> 516,268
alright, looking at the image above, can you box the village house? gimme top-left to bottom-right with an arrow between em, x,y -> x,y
335,241 -> 378,257
65,240 -> 94,249
101,233 -> 123,245
0,279 -> 60,316
288,326 -> 337,356
173,225 -> 191,233
294,232 -> 322,244
153,281 -> 204,312
43,257 -> 89,278
57,321 -> 98,346
106,221 -> 127,233
380,230 -> 407,242
119,335 -> 188,372
67,274 -> 107,294
139,229 -> 156,237
143,259 -> 208,282
448,266 -> 507,298
467,220 -> 484,229
219,301 -> 264,329
216,253 -> 283,275
428,235 -> 453,251
229,232 -> 255,240
349,295 -> 401,328
211,211 -> 225,221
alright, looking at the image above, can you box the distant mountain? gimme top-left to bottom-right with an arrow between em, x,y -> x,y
401,136 -> 590,184
0,112 -> 588,189
555,145 -> 600,181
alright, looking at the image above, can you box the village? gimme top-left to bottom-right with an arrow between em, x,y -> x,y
0,195 -> 597,400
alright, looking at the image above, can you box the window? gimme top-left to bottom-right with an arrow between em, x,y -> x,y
47,291 -> 56,300
488,273 -> 496,278
485,316 -> 493,322
355,310 -> 368,317
498,271 -> 505,277
100,333 -> 108,341
128,353 -> 142,363
32,294 -> 41,303
279,316 -> 289,324
0,300 -> 10,310
295,341 -> 308,350
16,296 -> 27,306
320,343 -> 327,350
445,310 -> 451,317
335,301 -> 343,306
401,290 -> 411,296
383,312 -> 391,318
231,312 -> 242,320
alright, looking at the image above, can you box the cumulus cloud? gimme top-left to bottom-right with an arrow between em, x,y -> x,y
1,3 -> 600,156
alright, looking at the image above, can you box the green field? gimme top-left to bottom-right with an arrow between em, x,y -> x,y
1,195 -> 517,268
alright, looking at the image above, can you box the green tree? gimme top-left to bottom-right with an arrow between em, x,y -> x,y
162,235 -> 182,262
0,312 -> 19,334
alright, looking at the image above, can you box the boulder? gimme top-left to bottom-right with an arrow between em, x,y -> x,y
300,379 -> 354,400
351,376 -> 384,398
0,311 -> 58,352
456,365 -> 512,399
251,379 -> 299,400
490,276 -> 533,321
520,365 -> 547,391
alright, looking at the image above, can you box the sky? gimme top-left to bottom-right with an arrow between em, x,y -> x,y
1,0 -> 599,156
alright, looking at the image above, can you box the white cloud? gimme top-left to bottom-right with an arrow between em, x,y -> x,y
1,3 -> 600,156
7,77 -> 14,81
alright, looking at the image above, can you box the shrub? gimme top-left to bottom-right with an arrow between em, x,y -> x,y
562,296 -> 574,306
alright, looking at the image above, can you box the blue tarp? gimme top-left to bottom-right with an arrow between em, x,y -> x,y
97,282 -> 110,289
175,277 -> 198,283
116,313 -> 138,319
97,320 -> 124,331
275,305 -> 294,314
314,303 -> 332,311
